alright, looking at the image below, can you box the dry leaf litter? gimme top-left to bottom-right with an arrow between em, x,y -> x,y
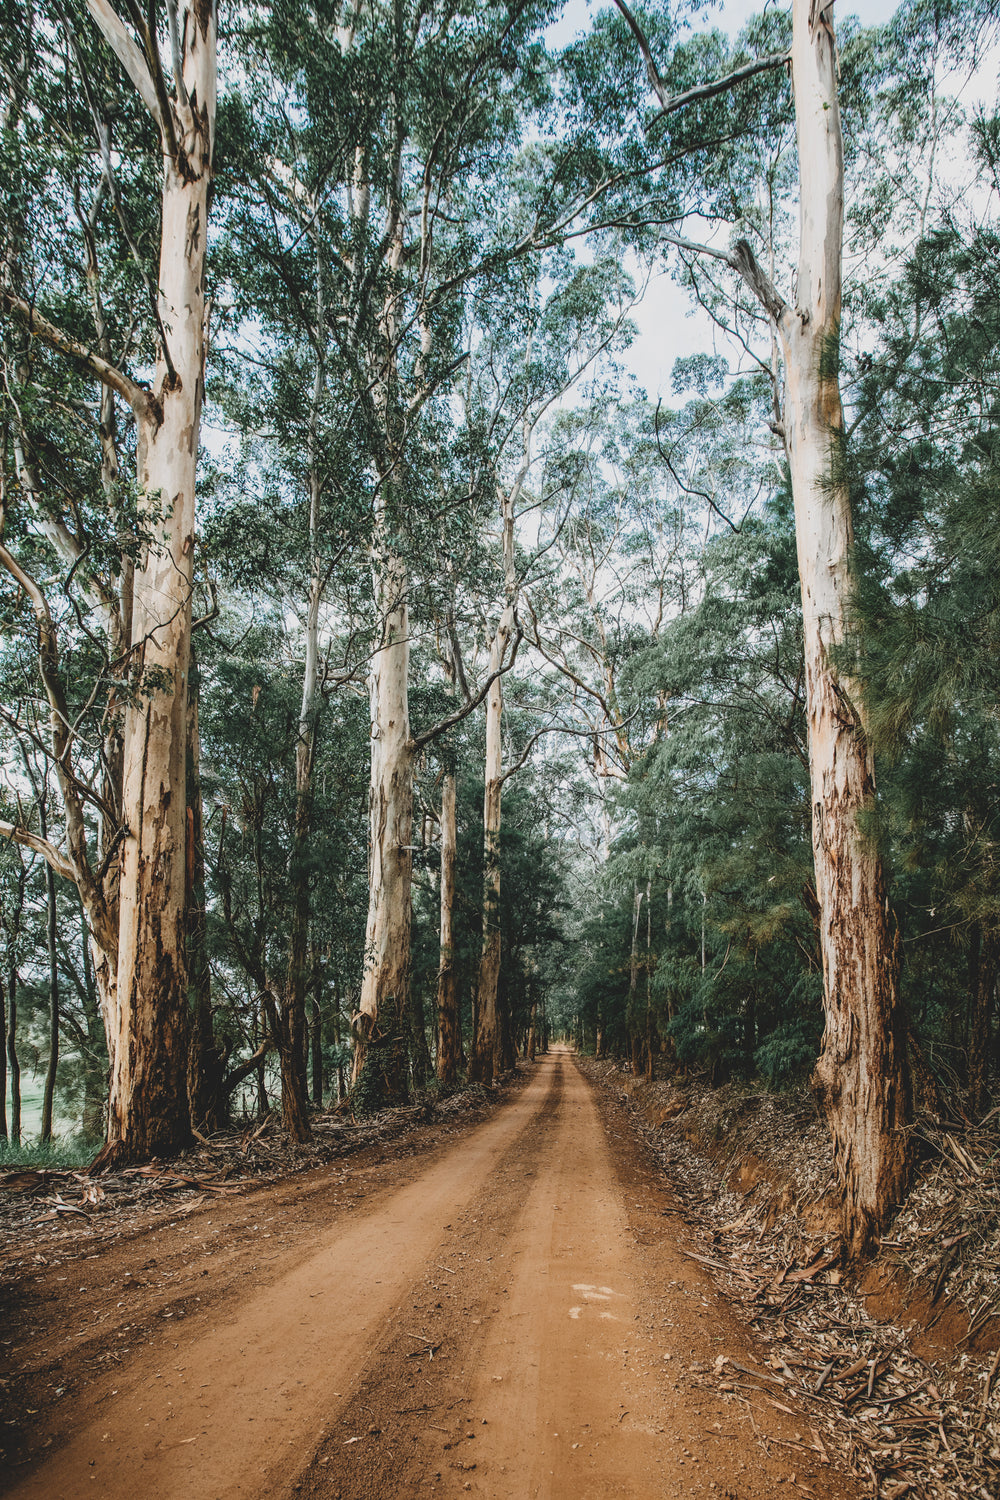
579,1057 -> 1000,1500
0,1080 -> 507,1260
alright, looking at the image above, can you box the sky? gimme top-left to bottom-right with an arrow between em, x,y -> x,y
545,1 -> 995,401
547,0 -> 905,51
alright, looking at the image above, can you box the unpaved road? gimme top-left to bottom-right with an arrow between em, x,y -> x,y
2,1052 -> 848,1499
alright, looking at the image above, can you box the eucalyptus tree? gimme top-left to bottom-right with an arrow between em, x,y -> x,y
208,106 -> 377,1132
193,599 -> 371,1120
234,0 -> 785,1095
606,0 -> 919,1250
335,0 -> 580,1092
0,0 -> 217,1161
223,0 -> 548,1093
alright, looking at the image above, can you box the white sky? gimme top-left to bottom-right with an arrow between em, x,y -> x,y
546,2 -> 997,400
548,2 -> 905,51
548,1 -> 905,51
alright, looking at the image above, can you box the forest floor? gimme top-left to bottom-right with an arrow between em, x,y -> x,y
0,1047 -> 860,1500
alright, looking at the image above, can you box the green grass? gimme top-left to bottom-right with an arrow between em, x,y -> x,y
0,1135 -> 98,1170
2,1082 -> 97,1167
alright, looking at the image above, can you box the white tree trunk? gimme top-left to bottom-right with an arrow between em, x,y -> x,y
436,769 -> 461,1083
471,457 -> 522,1083
99,0 -> 217,1163
469,600 -> 515,1083
354,530 -> 413,1100
282,309 -> 327,1142
779,0 -> 910,1252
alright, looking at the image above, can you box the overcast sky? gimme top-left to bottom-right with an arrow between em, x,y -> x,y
547,0 -> 904,51
543,2 -> 994,400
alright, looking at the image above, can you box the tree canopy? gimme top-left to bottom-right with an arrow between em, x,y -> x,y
2,0 -> 999,1249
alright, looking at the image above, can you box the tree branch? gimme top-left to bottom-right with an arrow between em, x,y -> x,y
410,628 -> 523,752
84,0 -> 164,130
0,820 -> 77,883
612,0 -> 669,101
1,290 -> 150,416
653,52 -> 790,121
498,710 -> 641,788
223,1039 -> 274,1096
657,231 -> 788,324
612,0 -> 788,120
730,238 -> 788,325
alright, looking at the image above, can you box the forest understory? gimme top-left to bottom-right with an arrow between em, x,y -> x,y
0,1052 -> 994,1499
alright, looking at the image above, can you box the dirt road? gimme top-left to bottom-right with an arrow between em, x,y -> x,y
3,1051 -> 846,1499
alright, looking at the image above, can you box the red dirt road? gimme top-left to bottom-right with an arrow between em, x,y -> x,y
3,1051 -> 847,1499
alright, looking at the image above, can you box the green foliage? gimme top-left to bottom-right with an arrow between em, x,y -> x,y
754,1014 -> 823,1087
350,1046 -> 392,1119
0,1135 -> 97,1170
4,0 -> 1000,1138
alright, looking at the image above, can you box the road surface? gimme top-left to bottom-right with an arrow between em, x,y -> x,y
3,1050 -> 844,1499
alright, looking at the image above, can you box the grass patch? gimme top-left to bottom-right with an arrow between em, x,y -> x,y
0,1135 -> 99,1171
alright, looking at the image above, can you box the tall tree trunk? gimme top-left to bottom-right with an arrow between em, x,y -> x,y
2,848 -> 27,1144
644,876 -> 654,1083
780,0 -> 910,1253
255,992 -> 270,1118
186,650 -> 224,1133
968,924 -> 996,1117
410,984 -> 432,1089
469,600 -> 515,1084
621,0 -> 917,1247
78,899 -> 107,1140
351,142 -> 414,1104
281,607 -> 318,1138
627,881 -> 643,1074
6,954 -> 20,1147
282,764 -> 316,1135
310,982 -> 323,1107
470,452 -> 523,1085
283,247 -> 327,1141
90,0 -> 217,1166
40,791 -> 59,1143
353,525 -> 413,1104
436,770 -> 461,1085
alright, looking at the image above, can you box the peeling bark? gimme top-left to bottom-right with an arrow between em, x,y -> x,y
94,0 -> 217,1165
780,0 -> 910,1253
436,770 -> 461,1085
350,137 -> 416,1102
353,520 -> 413,1103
